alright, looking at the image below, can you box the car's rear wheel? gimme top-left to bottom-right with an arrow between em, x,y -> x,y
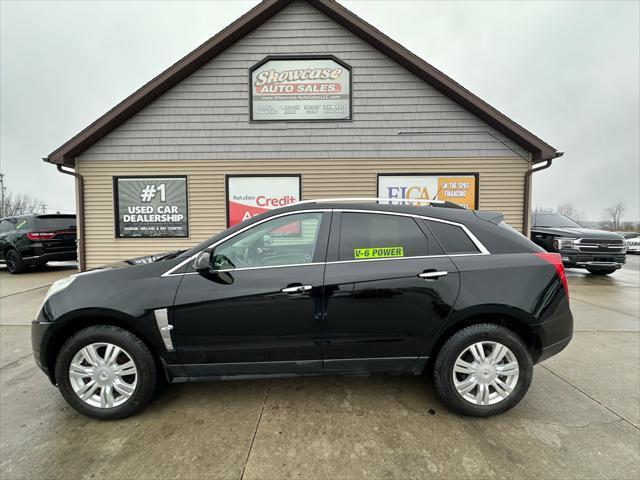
434,323 -> 533,417
5,249 -> 26,274
55,325 -> 157,420
586,268 -> 617,275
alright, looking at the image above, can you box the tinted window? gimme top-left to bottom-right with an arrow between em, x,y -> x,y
339,213 -> 428,261
426,220 -> 479,254
13,217 -> 31,230
214,212 -> 323,269
34,215 -> 76,230
0,220 -> 12,233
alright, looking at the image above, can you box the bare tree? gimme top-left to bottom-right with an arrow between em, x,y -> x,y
604,201 -> 626,230
1,190 -> 46,217
533,206 -> 554,214
557,203 -> 582,223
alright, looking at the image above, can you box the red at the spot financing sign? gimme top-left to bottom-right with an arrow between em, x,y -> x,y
227,176 -> 300,227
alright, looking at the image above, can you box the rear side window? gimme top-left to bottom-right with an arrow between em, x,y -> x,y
34,216 -> 76,231
425,220 -> 479,254
339,213 -> 428,261
0,220 -> 13,233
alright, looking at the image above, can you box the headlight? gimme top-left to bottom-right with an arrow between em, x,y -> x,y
39,276 -> 76,311
553,238 -> 576,250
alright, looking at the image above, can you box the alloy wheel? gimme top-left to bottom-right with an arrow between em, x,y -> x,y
452,341 -> 519,406
68,342 -> 138,408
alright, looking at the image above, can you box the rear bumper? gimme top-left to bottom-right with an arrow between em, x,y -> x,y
22,250 -> 77,264
537,336 -> 572,363
533,301 -> 573,364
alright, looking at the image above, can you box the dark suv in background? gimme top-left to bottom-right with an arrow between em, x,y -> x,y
0,214 -> 77,274
530,213 -> 626,275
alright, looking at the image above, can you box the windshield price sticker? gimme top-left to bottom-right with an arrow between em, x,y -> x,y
354,247 -> 404,259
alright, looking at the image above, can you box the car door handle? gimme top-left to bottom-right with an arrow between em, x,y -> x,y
281,285 -> 313,294
418,271 -> 448,280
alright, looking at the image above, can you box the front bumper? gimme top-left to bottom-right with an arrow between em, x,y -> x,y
31,311 -> 58,384
559,252 -> 626,269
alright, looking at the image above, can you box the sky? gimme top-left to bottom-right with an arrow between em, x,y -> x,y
1,0 -> 639,222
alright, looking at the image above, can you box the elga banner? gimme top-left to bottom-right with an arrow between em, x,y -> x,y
115,177 -> 188,238
227,176 -> 300,227
378,175 -> 478,210
251,57 -> 351,121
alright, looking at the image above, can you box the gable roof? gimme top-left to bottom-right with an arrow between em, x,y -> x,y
46,0 -> 560,167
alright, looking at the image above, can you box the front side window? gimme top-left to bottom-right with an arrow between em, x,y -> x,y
339,213 -> 428,261
212,212 -> 323,270
425,220 -> 479,254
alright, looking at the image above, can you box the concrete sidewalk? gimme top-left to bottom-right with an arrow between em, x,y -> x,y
0,258 -> 638,479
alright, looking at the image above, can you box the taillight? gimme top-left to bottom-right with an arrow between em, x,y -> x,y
535,252 -> 569,299
26,232 -> 56,240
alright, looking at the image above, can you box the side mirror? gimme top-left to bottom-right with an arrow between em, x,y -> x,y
194,251 -> 212,272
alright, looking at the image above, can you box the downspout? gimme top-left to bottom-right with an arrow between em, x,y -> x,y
523,151 -> 564,235
51,161 -> 86,272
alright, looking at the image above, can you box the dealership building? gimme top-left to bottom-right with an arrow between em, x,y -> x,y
46,0 -> 561,270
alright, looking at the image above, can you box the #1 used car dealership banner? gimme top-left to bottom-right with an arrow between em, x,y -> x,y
114,176 -> 188,238
227,176 -> 300,227
251,57 -> 351,121
378,174 -> 477,209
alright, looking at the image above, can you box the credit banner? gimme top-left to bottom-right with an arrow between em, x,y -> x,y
251,58 -> 351,121
378,175 -> 477,209
115,177 -> 188,238
227,176 -> 300,227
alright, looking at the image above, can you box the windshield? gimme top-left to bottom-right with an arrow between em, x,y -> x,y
532,213 -> 581,228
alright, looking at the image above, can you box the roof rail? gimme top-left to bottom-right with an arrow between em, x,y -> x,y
295,197 -> 447,205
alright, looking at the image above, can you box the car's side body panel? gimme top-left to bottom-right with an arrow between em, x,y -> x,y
172,264 -> 326,369
321,255 -> 460,371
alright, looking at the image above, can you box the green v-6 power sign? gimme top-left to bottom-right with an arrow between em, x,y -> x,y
114,177 -> 188,238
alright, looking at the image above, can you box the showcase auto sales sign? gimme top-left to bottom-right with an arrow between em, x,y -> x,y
227,176 -> 300,227
251,58 -> 351,121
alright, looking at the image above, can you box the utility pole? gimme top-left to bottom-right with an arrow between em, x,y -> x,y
0,173 -> 5,217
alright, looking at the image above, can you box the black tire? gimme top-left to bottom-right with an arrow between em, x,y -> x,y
433,323 -> 533,417
55,325 -> 157,420
5,249 -> 26,274
586,268 -> 617,275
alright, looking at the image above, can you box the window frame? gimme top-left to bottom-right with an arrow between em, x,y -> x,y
162,208 -> 488,277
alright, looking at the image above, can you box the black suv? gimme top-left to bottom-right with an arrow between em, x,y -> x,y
32,201 -> 573,419
0,214 -> 77,274
530,213 -> 626,275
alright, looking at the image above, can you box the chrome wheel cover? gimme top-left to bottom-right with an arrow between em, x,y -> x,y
68,343 -> 138,408
452,341 -> 519,406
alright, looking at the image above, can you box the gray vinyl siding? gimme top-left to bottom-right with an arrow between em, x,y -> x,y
77,0 -> 530,162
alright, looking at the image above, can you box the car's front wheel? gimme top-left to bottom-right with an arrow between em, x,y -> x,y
586,268 -> 617,275
433,323 -> 533,417
55,325 -> 157,420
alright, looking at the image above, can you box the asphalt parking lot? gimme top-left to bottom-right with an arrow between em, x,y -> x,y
1,258 -> 638,479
